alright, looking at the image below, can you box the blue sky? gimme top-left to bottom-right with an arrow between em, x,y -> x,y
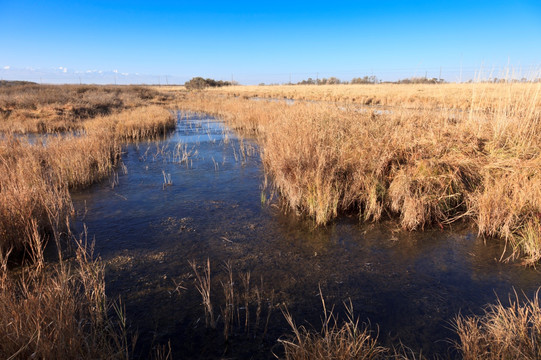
1,1 -> 540,84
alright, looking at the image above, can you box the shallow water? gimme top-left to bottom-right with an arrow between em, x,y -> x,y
71,112 -> 540,359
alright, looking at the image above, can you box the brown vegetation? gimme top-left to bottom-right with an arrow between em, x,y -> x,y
206,83 -> 537,111
175,81 -> 541,265
0,235 -> 131,359
280,292 -> 388,360
454,290 -> 541,360
0,84 -> 170,134
0,84 -> 174,358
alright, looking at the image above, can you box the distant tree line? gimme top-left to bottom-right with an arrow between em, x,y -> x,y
0,80 -> 37,87
185,77 -> 232,90
394,77 -> 444,84
276,75 -> 449,85
293,76 -> 380,85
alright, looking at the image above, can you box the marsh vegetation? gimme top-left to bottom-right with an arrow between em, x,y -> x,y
0,82 -> 540,359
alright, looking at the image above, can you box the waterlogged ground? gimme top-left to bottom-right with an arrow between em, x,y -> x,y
71,112 -> 540,359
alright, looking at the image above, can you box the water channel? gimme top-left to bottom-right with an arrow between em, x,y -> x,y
71,111 -> 540,359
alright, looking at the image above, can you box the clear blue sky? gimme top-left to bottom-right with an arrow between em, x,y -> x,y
1,0 -> 540,84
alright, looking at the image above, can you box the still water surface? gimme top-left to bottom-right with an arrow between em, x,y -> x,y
71,112 -> 540,359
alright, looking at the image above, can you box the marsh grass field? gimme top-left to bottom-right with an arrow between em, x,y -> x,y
1,81 -> 540,359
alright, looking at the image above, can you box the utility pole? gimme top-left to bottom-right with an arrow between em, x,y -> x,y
165,75 -> 169,85
460,53 -> 463,83
439,66 -> 442,81
316,72 -> 319,85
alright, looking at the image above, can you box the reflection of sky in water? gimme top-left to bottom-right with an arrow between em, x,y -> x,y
69,112 -> 541,359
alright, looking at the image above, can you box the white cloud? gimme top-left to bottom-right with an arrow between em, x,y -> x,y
113,69 -> 118,73
3,65 -> 10,70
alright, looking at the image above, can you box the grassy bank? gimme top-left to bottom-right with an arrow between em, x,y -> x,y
0,85 -> 174,358
0,105 -> 174,254
175,81 -> 541,265
0,84 -> 171,134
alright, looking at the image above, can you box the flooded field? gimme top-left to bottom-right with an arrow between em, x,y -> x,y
70,112 -> 540,359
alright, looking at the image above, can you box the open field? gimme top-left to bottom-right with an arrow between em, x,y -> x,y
1,83 -> 540,358
206,83 -> 540,111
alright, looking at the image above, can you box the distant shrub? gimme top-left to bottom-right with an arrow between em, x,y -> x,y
185,77 -> 232,90
351,76 -> 378,84
396,77 -> 444,84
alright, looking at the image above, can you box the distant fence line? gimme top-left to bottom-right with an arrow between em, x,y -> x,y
1,65 -> 539,85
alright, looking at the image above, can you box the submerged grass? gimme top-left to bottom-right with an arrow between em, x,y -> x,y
176,80 -> 541,265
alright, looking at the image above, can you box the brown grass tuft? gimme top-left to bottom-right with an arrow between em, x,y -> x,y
454,289 -> 541,360
279,290 -> 388,360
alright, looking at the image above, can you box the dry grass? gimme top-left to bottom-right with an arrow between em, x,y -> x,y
0,84 -> 176,357
188,259 -> 274,342
0,84 -> 170,134
175,80 -> 541,264
84,105 -> 175,140
0,230 -> 131,359
1,97 -> 174,254
205,83 -> 538,111
0,133 -> 121,253
279,291 -> 388,360
454,289 -> 541,360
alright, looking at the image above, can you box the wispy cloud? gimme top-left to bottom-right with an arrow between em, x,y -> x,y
0,66 -> 188,84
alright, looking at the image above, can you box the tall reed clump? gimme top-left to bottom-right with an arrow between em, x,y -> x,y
0,133 -> 121,253
454,289 -> 541,360
0,138 -> 72,253
0,231 -> 131,358
471,81 -> 541,265
85,105 -> 175,141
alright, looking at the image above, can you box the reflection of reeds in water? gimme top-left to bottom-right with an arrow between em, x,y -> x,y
189,258 -> 274,342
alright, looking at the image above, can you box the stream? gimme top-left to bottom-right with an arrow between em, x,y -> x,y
71,111 -> 540,359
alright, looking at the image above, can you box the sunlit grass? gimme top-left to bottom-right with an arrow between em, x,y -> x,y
176,80 -> 541,264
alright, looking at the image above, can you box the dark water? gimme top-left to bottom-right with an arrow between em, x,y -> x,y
71,112 -> 540,359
